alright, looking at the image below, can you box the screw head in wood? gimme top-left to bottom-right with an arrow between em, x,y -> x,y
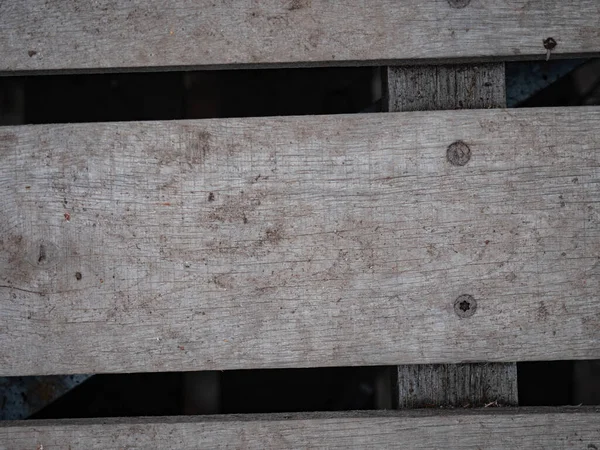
454,294 -> 477,318
447,141 -> 471,166
448,0 -> 471,8
543,37 -> 557,51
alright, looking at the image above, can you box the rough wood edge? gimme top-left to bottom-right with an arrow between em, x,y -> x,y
0,408 -> 598,449
2,0 -> 600,73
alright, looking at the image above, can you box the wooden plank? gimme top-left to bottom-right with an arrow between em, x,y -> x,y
0,107 -> 599,376
395,363 -> 517,408
0,409 -> 598,449
1,1 -> 600,74
385,63 -> 518,408
384,64 -> 506,112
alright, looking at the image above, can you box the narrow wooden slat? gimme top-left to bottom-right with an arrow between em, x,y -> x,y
0,409 -> 598,449
1,107 -> 599,376
395,363 -> 517,408
385,63 -> 518,408
384,64 -> 507,112
1,0 -> 599,73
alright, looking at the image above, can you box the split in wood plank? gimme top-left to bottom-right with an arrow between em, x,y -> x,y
0,408 -> 598,449
1,0 -> 600,73
0,107 -> 599,376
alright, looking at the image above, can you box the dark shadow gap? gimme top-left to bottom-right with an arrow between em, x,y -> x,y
25,366 -> 391,420
1,360 -> 598,420
0,67 -> 378,125
2,58 -> 598,126
518,361 -> 600,407
509,58 -> 600,107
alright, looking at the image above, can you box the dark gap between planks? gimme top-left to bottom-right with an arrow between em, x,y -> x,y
0,59 -> 598,125
0,361 -> 598,420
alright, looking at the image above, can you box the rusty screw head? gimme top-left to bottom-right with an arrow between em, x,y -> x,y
447,141 -> 471,166
543,37 -> 557,50
454,294 -> 477,318
448,0 -> 471,8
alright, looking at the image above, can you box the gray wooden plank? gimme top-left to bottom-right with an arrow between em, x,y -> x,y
385,63 -> 518,408
395,363 -> 518,408
384,64 -> 507,112
1,0 -> 599,73
0,107 -> 599,376
0,409 -> 598,449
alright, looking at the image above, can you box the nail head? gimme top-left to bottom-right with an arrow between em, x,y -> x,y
447,141 -> 471,166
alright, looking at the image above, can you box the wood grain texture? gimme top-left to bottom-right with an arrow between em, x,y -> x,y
1,0 -> 600,73
395,363 -> 517,408
385,64 -> 507,112
0,409 -> 598,449
1,107 -> 599,376
386,63 -> 517,408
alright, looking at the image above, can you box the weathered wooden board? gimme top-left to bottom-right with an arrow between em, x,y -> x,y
395,363 -> 517,408
0,409 -> 598,449
1,0 -> 600,73
385,62 -> 518,408
384,64 -> 507,112
1,108 -> 599,376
